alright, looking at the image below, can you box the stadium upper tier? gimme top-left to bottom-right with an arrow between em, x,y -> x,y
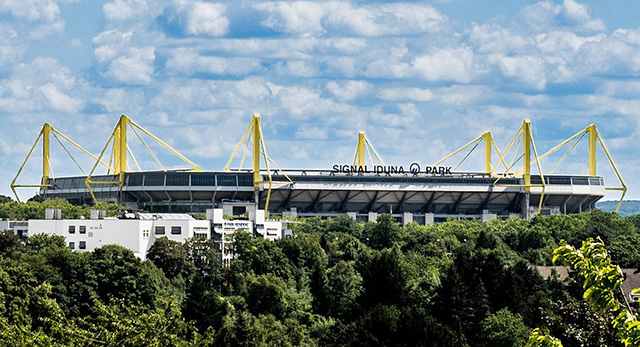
15,115 -> 623,220
39,171 -> 605,218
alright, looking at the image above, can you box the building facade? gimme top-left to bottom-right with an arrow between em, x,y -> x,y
28,209 -> 210,260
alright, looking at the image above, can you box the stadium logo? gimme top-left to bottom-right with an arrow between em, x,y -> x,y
332,163 -> 452,175
409,162 -> 421,175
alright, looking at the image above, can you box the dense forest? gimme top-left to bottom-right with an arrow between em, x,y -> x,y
2,198 -> 640,346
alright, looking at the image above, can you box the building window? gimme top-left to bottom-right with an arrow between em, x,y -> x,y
155,226 -> 165,235
171,226 -> 182,235
68,225 -> 75,234
79,225 -> 86,234
69,242 -> 75,250
143,229 -> 150,239
232,206 -> 246,215
79,241 -> 86,250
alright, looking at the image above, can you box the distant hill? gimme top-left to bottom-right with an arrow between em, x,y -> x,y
596,200 -> 640,216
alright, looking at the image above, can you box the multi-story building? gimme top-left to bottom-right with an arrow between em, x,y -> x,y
27,209 -> 210,260
208,208 -> 291,264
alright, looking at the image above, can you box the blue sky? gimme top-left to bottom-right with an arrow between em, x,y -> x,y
1,0 -> 639,201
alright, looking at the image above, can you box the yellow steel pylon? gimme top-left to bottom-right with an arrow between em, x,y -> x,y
225,114 -> 292,213
432,131 -> 508,175
11,123 -> 112,201
513,124 -> 626,213
491,119 -> 546,215
353,131 -> 385,169
85,115 -> 201,203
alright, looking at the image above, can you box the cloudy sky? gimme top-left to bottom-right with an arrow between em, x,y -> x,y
1,0 -> 639,201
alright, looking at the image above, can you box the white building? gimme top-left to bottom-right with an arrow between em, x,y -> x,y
28,209 -> 210,260
208,208 -> 291,264
0,219 -> 29,239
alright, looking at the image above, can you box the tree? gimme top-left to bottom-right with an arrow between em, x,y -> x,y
552,237 -> 640,345
363,214 -> 403,250
479,308 -> 529,347
147,237 -> 194,279
0,230 -> 25,254
529,237 -> 640,346
243,273 -> 312,320
323,260 -> 362,319
526,328 -> 564,347
25,233 -> 66,252
89,245 -> 158,305
231,231 -> 293,280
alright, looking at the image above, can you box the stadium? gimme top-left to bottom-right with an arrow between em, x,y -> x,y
11,114 -> 626,224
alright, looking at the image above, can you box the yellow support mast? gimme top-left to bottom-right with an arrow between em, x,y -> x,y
523,120 -> 531,193
588,124 -> 597,176
491,119 -> 546,217
433,131 -> 508,175
11,123 -> 113,201
225,114 -> 292,213
483,132 -> 492,174
253,115 -> 261,190
356,132 -> 365,168
85,115 -> 201,203
353,131 -> 385,169
42,123 -> 51,187
513,123 -> 626,213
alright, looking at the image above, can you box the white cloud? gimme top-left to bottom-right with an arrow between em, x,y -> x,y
326,81 -> 370,101
0,57 -> 85,113
277,60 -> 319,77
520,0 -> 605,32
93,29 -> 157,84
39,83 -> 83,112
413,47 -> 474,83
95,88 -> 146,114
535,31 -> 603,56
0,0 -> 60,22
255,1 -> 447,37
491,55 -> 547,90
0,25 -> 23,71
469,24 -> 534,55
103,46 -> 155,84
103,0 -> 149,21
295,126 -> 327,140
0,0 -> 66,38
576,29 -> 640,76
379,88 -> 434,102
434,85 -> 493,106
185,2 -> 229,36
165,48 -> 262,76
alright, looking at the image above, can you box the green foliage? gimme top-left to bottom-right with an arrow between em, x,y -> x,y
25,233 -> 66,251
0,230 -> 25,254
0,198 -> 126,220
479,308 -> 530,347
323,261 -> 362,319
89,245 -> 158,305
148,237 -> 195,279
526,328 -> 564,347
3,210 -> 640,345
363,214 -> 404,249
553,237 -> 640,346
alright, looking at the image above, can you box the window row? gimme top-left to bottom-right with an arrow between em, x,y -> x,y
69,241 -> 86,250
154,226 -> 182,235
68,225 -> 87,234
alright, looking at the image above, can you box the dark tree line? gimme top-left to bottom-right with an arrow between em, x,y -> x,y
1,200 -> 640,346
